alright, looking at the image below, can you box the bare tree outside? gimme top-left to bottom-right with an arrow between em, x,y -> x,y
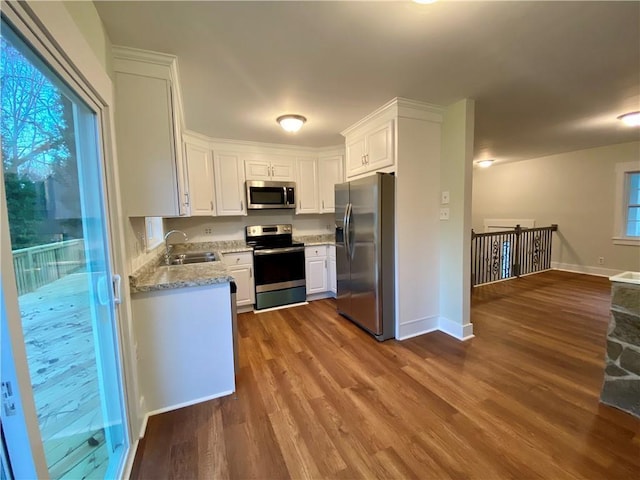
1,36 -> 81,248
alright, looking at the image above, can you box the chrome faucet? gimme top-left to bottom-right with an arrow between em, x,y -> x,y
164,230 -> 188,264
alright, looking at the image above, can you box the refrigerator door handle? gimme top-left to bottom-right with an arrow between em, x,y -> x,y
343,202 -> 350,258
345,202 -> 353,260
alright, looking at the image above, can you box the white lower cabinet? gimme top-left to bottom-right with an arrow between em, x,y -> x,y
304,245 -> 335,300
132,283 -> 235,413
222,251 -> 255,308
328,246 -> 336,294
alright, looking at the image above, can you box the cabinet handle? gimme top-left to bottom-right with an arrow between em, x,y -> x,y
210,201 -> 214,210
322,200 -> 325,209
240,200 -> 243,210
236,257 -> 240,263
250,267 -> 253,278
324,259 -> 327,269
361,155 -> 365,165
184,192 -> 189,205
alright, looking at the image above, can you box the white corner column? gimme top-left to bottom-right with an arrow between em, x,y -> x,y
438,99 -> 475,340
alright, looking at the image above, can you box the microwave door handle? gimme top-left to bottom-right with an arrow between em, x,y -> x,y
283,186 -> 288,205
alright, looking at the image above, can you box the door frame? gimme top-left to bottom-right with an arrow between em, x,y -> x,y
0,1 -> 139,476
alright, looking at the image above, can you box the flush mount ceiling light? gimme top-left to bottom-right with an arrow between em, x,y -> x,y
277,114 -> 307,133
413,0 -> 439,4
617,111 -> 640,127
476,159 -> 495,168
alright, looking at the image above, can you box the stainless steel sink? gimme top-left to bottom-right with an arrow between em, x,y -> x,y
167,252 -> 217,265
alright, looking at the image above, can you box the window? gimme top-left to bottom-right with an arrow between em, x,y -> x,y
626,172 -> 640,237
613,162 -> 640,245
145,216 -> 164,250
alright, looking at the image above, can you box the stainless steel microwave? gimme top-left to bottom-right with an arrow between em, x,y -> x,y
246,180 -> 296,210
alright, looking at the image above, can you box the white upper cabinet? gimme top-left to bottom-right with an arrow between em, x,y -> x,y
344,119 -> 394,180
213,152 -> 247,216
184,139 -> 215,216
295,157 -> 319,214
244,157 -> 295,181
318,155 -> 344,213
113,47 -> 189,217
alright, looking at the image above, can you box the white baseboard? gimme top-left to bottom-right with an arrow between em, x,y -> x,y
306,292 -> 334,302
551,262 -> 621,278
121,437 -> 139,479
145,389 -> 235,418
396,315 -> 439,340
438,316 -> 475,341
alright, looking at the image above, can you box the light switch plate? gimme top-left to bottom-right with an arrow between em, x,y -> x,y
440,208 -> 450,220
441,191 -> 450,204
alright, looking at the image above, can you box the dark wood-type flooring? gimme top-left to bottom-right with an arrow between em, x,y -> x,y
130,270 -> 640,479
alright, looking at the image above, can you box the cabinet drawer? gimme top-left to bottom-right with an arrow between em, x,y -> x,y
222,251 -> 253,266
305,246 -> 327,258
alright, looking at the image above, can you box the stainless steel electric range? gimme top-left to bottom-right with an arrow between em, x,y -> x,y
246,224 -> 306,310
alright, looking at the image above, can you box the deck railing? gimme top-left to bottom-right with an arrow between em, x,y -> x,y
12,239 -> 85,295
471,224 -> 558,287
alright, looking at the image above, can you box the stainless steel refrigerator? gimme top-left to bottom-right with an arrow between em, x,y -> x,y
335,172 -> 395,341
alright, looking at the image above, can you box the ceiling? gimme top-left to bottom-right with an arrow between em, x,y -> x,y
94,0 -> 640,163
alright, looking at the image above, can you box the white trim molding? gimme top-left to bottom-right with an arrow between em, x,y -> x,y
396,316 -> 439,340
551,262 -> 622,278
438,316 -> 475,341
613,160 -> 640,245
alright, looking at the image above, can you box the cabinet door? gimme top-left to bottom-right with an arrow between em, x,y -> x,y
229,265 -> 255,306
214,153 -> 247,216
365,120 -> 394,171
270,159 -> 295,181
114,72 -> 182,216
296,157 -> 319,214
244,159 -> 271,180
328,246 -> 336,294
306,257 -> 328,294
185,142 -> 215,216
318,156 -> 343,213
345,136 -> 367,179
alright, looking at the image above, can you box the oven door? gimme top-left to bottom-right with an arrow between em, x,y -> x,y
253,247 -> 306,309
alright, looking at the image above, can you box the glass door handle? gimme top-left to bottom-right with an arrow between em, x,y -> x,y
112,274 -> 122,305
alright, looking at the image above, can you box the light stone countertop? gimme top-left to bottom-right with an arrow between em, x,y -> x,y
129,237 -> 335,293
129,240 -> 251,293
295,234 -> 335,246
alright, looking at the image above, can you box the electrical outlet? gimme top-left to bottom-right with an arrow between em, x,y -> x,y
598,256 -> 605,265
439,208 -> 450,221
441,191 -> 450,205
204,228 -> 212,235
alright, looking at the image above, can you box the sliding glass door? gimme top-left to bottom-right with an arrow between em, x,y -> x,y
1,15 -> 128,479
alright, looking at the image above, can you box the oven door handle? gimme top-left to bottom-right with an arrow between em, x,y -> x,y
253,246 -> 305,256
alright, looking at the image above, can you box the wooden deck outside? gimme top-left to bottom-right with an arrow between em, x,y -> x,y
18,272 -> 109,479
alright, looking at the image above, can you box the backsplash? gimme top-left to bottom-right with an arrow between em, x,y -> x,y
164,213 -> 335,242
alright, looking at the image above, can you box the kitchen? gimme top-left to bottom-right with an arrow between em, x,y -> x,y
2,1 -> 638,478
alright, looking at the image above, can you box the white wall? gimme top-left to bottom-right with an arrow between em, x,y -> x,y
165,212 -> 334,242
62,1 -> 112,75
439,99 -> 475,340
395,116 -> 442,339
472,141 -> 640,275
